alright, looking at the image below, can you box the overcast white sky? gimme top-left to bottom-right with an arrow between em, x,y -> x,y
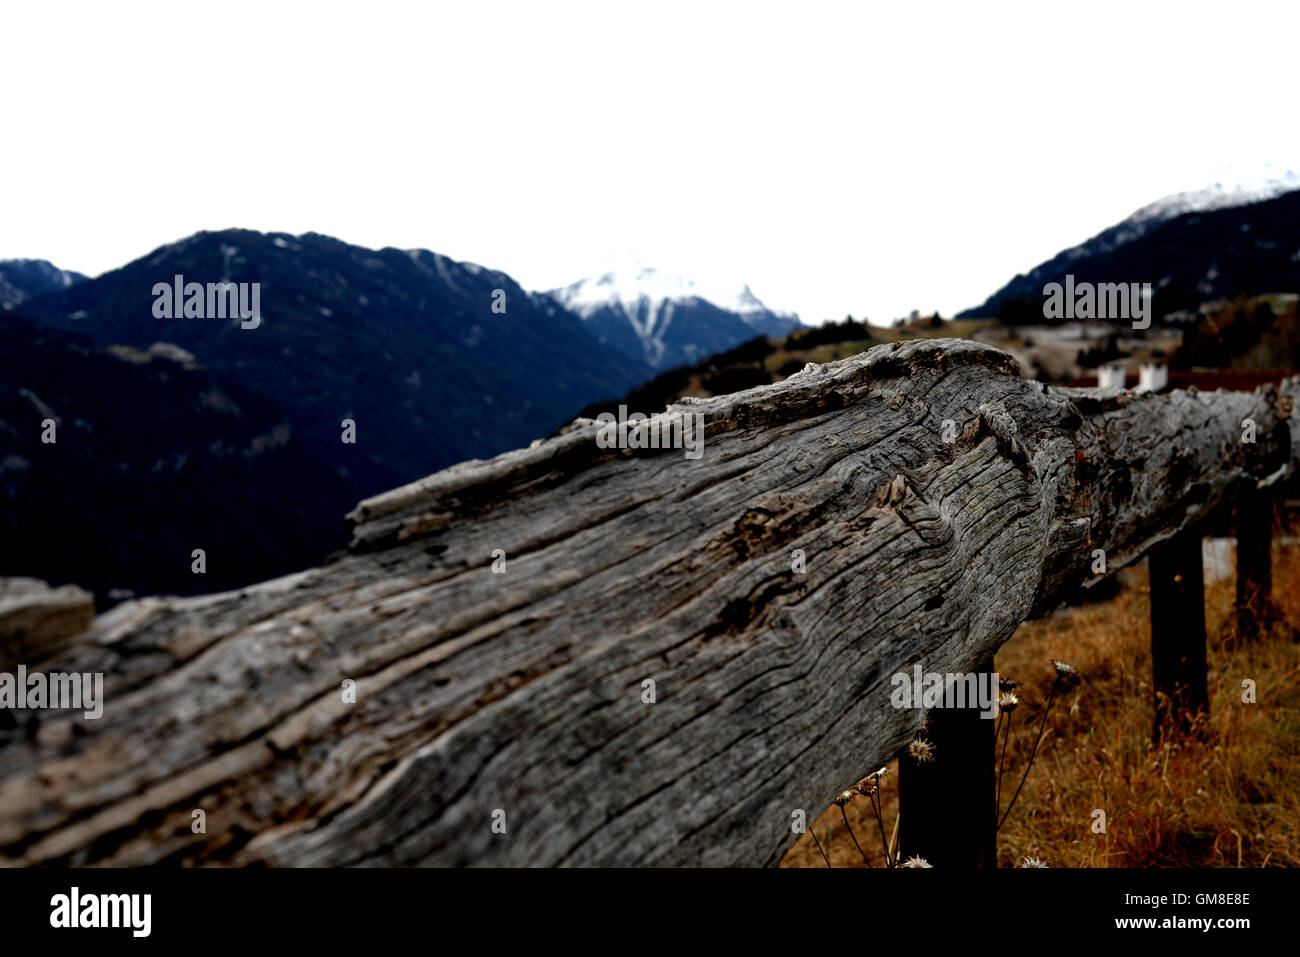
3,1 -> 1299,323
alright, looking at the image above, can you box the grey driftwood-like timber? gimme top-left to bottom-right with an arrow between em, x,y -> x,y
2,338 -> 1297,867
0,578 -> 93,671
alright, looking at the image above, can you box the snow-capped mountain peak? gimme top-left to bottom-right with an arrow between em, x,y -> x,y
1124,163 -> 1300,228
985,163 -> 1300,287
555,266 -> 795,323
548,265 -> 801,370
958,163 -> 1300,320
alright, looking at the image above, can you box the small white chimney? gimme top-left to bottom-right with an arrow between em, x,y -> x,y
1136,362 -> 1168,393
1098,361 -> 1127,390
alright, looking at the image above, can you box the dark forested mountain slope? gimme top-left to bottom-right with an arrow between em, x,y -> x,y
0,315 -> 361,601
961,189 -> 1300,321
0,259 -> 86,310
17,230 -> 652,493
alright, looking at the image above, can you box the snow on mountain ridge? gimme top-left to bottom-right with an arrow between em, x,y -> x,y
1026,164 -> 1300,275
1124,164 -> 1300,228
552,266 -> 797,326
0,258 -> 87,310
548,265 -> 802,371
957,164 -> 1300,320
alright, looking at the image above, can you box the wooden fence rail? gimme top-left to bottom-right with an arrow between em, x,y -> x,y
1,338 -> 1296,867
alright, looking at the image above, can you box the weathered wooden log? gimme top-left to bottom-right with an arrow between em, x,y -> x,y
0,338 -> 1296,867
0,578 -> 94,671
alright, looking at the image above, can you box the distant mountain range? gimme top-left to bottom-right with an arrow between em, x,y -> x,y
0,314 -> 359,601
2,230 -> 800,599
0,259 -> 86,309
960,169 -> 1300,321
549,267 -> 801,369
8,230 -> 654,496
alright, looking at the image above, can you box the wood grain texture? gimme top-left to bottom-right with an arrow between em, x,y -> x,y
0,578 -> 93,670
1,338 -> 1296,866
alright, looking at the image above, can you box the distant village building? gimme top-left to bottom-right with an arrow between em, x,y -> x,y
1092,359 -> 1170,392
1098,361 -> 1127,389
1136,362 -> 1170,393
1071,363 -> 1289,394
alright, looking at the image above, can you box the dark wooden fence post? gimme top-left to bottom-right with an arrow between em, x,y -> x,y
1236,491 -> 1274,642
1149,531 -> 1208,736
897,654 -> 996,868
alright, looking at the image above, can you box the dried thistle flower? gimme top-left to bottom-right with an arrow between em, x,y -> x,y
999,691 -> 1020,712
907,737 -> 935,764
1016,856 -> 1049,868
901,855 -> 933,868
1051,660 -> 1080,687
833,789 -> 855,807
854,765 -> 891,796
999,676 -> 1019,692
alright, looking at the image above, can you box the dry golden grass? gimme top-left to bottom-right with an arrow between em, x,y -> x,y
782,543 -> 1300,868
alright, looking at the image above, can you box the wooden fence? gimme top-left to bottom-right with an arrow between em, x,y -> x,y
1,338 -> 1296,867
